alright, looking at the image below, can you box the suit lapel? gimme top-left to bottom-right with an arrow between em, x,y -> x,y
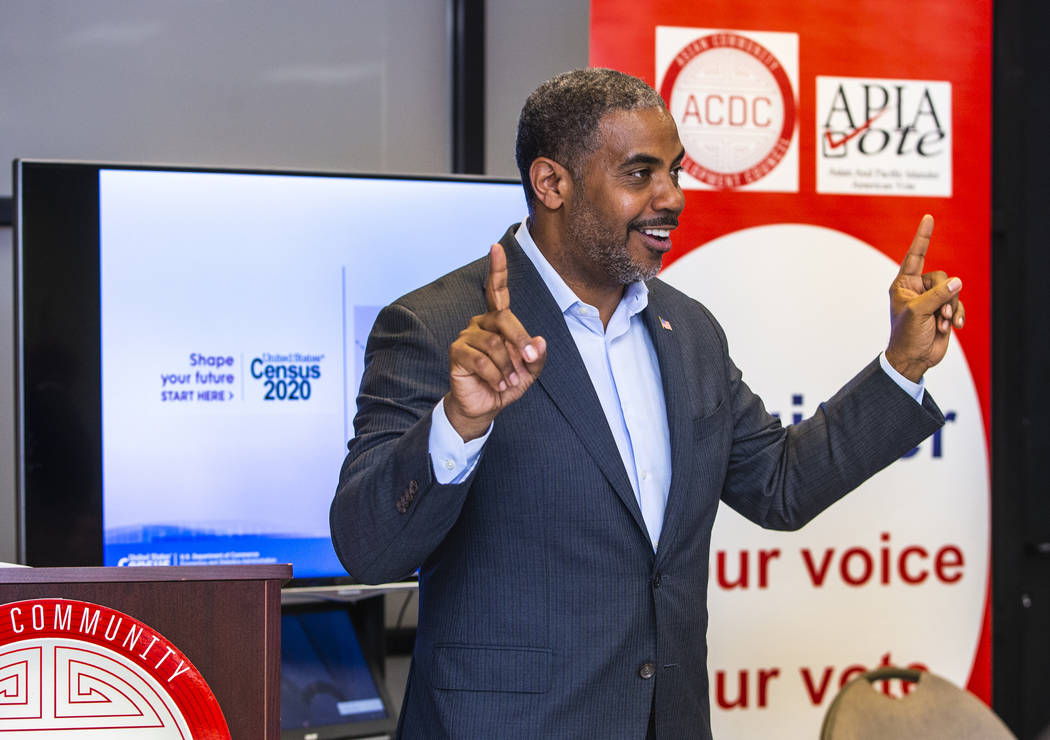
499,230 -> 647,536
641,287 -> 693,564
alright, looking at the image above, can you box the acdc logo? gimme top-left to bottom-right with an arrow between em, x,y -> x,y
659,31 -> 798,190
0,599 -> 229,738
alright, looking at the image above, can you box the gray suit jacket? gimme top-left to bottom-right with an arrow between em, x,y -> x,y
331,226 -> 944,739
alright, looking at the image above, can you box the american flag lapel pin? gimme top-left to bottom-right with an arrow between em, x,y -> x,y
659,315 -> 672,331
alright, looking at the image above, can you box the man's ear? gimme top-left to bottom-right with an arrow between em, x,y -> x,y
529,157 -> 573,211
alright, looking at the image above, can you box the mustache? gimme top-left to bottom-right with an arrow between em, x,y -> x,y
630,216 -> 679,230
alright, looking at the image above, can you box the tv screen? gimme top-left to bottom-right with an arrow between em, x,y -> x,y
14,161 -> 526,581
281,602 -> 396,739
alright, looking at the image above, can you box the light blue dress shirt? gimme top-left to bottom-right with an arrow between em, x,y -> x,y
427,219 -> 924,550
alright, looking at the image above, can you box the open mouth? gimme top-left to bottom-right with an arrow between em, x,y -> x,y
636,226 -> 674,253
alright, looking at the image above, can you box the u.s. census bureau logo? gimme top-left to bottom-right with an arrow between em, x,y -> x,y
0,599 -> 229,738
656,27 -> 799,192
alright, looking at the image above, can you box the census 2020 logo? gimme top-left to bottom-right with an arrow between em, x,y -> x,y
0,599 -> 229,738
816,76 -> 952,197
656,27 -> 799,192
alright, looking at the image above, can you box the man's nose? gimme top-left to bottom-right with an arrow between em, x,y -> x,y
653,174 -> 685,214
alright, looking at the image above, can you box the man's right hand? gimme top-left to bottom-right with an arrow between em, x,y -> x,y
444,243 -> 547,441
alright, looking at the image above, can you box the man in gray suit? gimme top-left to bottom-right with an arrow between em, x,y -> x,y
331,68 -> 963,739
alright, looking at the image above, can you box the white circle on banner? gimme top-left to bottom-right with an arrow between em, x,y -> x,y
659,224 -> 988,739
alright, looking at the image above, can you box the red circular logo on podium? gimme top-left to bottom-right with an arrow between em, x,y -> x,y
660,32 -> 796,189
0,598 -> 229,738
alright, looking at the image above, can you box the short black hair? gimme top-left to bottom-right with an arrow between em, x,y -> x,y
515,68 -> 666,211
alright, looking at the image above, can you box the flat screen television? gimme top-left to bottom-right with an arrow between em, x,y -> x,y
14,160 -> 527,583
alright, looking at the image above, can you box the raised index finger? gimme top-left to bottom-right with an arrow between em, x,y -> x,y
486,243 -> 511,312
899,214 -> 934,277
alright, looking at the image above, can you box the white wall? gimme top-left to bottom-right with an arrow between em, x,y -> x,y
485,0 -> 590,176
0,0 -> 453,185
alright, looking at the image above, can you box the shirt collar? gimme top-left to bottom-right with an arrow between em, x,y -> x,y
514,220 -> 649,319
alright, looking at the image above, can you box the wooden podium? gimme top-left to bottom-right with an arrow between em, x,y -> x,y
0,564 -> 291,738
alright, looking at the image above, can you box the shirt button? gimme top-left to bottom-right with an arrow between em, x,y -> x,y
639,663 -> 656,680
640,471 -> 649,481
443,459 -> 455,471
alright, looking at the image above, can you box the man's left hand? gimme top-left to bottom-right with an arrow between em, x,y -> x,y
885,214 -> 965,383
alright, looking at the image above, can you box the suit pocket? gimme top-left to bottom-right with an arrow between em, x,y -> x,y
429,644 -> 551,693
693,398 -> 728,441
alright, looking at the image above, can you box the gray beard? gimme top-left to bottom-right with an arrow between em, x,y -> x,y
586,240 -> 659,285
565,206 -> 660,286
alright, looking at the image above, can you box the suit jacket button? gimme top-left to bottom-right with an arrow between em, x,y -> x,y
639,663 -> 656,680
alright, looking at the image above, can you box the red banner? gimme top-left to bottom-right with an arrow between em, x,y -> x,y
592,1 -> 991,735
